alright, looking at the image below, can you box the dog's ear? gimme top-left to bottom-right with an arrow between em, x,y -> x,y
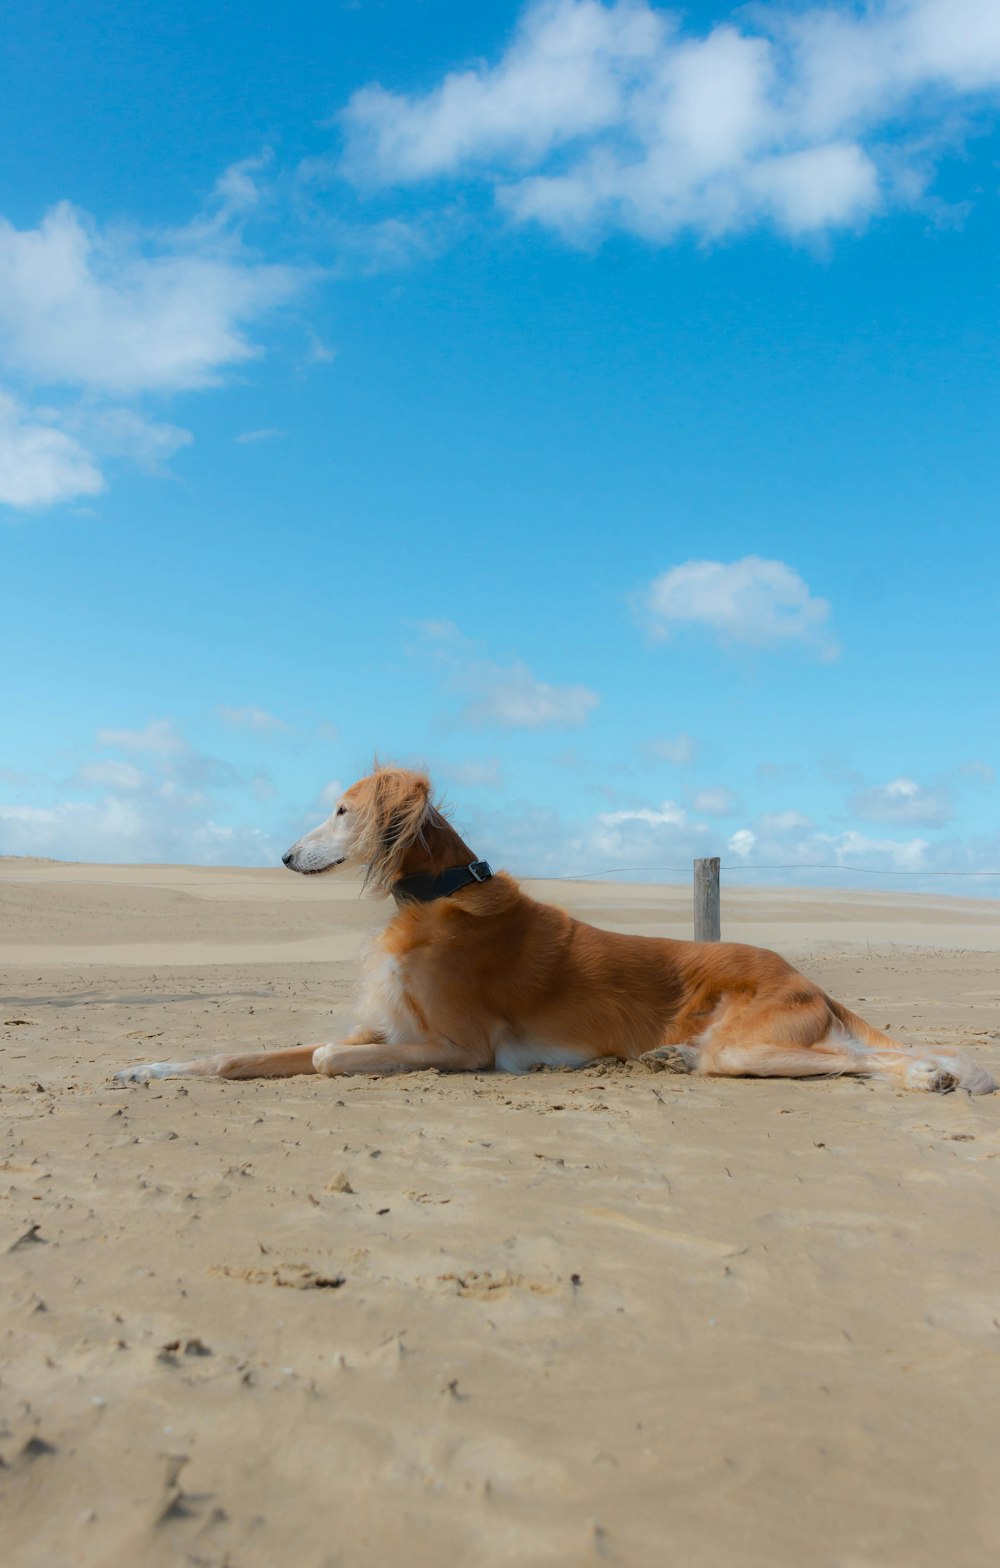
360,767 -> 432,890
377,771 -> 430,855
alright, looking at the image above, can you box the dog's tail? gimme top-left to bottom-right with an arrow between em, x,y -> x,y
829,1001 -> 996,1095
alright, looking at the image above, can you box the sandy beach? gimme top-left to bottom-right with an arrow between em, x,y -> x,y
2,858 -> 1000,1568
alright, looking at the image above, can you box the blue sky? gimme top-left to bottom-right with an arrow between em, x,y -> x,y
2,0 -> 999,891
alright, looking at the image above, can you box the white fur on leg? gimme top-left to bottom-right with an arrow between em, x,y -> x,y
114,1061 -> 191,1083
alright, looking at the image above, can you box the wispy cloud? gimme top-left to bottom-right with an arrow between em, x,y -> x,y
437,758 -> 505,789
461,660 -> 599,729
849,776 -> 953,826
692,787 -> 741,817
645,733 -> 698,767
96,719 -> 187,756
95,718 -> 238,789
340,0 -> 1000,244
416,620 -> 600,731
637,556 -> 836,657
216,705 -> 292,734
234,427 -> 283,444
0,719 -> 275,864
598,799 -> 689,831
959,760 -> 995,787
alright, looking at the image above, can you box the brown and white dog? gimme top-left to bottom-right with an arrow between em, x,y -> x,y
116,764 -> 995,1094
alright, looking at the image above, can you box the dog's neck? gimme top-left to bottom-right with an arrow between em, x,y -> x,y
390,813 -> 489,905
396,813 -> 476,880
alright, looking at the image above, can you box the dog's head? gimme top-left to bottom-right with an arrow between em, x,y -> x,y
282,764 -> 435,892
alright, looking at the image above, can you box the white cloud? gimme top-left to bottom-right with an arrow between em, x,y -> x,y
638,556 -> 836,655
470,792 -> 974,890
340,0 -> 1000,243
646,733 -> 698,766
0,719 -> 282,865
727,827 -> 757,859
216,705 -> 292,734
599,799 -> 688,831
692,787 -> 741,817
0,173 -> 306,512
849,776 -> 953,826
342,0 -> 659,183
723,819 -> 936,874
0,200 -> 299,397
0,394 -> 197,513
819,829 -> 929,871
0,797 -> 274,866
730,822 -> 931,873
0,391 -> 105,508
5,726 -> 996,890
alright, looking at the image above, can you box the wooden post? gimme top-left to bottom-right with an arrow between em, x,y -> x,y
694,857 -> 721,942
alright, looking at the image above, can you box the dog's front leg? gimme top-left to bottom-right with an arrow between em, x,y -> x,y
312,1038 -> 490,1076
114,1025 -> 389,1084
115,1043 -> 322,1083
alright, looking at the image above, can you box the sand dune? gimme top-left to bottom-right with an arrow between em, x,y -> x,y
2,860 -> 999,1566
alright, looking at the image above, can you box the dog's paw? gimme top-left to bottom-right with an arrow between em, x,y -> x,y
638,1045 -> 696,1075
114,1061 -> 185,1085
904,1059 -> 958,1094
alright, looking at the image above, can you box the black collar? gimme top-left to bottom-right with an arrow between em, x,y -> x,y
392,860 -> 493,906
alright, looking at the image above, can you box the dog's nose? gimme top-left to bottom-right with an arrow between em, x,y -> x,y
281,851 -> 295,868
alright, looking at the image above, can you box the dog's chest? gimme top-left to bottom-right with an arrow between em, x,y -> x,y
359,941 -> 426,1040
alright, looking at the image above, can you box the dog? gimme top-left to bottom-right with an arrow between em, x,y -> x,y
115,764 -> 995,1094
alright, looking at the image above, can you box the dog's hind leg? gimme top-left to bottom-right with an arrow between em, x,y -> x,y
673,988 -> 996,1093
701,1040 -> 993,1094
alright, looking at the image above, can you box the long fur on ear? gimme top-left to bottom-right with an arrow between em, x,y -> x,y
353,765 -> 434,893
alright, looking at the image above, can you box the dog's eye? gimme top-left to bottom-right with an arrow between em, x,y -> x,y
336,806 -> 347,816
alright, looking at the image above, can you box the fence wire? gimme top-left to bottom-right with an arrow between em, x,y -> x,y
538,863 -> 1000,881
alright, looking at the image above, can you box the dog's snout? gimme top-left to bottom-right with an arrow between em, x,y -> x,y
281,851 -> 295,868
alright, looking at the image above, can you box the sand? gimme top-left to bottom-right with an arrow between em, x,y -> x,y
2,859 -> 1000,1568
